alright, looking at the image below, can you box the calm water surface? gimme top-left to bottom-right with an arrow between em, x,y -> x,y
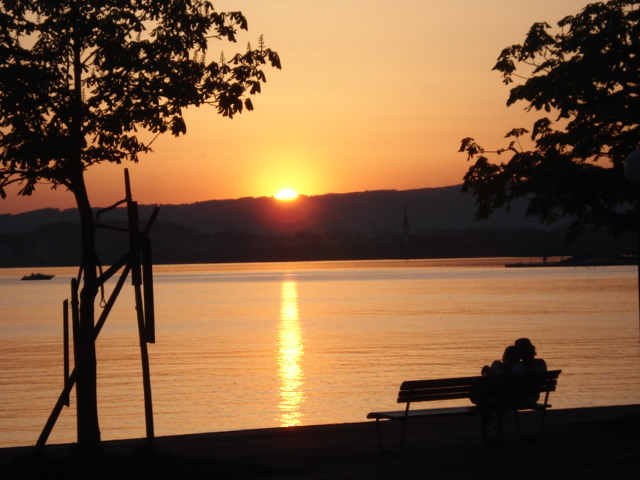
1,258 -> 639,448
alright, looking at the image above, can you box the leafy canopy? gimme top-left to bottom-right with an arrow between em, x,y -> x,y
459,0 -> 640,239
0,0 -> 281,198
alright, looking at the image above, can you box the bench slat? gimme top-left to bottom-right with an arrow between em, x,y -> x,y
398,392 -> 472,403
399,385 -> 476,396
367,406 -> 477,420
400,376 -> 482,390
367,402 -> 551,421
397,370 -> 560,404
399,370 -> 560,392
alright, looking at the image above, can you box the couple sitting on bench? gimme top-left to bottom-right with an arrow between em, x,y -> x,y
367,338 -> 559,451
474,338 -> 547,440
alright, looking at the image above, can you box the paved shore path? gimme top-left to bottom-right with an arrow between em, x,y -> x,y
2,404 -> 639,479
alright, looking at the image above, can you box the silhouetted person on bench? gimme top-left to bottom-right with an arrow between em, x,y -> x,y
514,337 -> 547,373
482,345 -> 520,376
477,338 -> 548,440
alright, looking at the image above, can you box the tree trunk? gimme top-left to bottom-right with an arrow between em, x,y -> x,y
73,180 -> 102,455
70,9 -> 101,453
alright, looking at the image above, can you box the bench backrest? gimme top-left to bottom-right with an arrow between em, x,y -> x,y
397,370 -> 562,405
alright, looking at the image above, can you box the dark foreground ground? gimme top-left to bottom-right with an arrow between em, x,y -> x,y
2,404 -> 639,479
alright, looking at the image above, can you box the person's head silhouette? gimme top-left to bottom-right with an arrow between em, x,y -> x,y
515,337 -> 537,365
502,345 -> 520,369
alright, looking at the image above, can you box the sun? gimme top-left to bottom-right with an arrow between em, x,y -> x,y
275,188 -> 299,200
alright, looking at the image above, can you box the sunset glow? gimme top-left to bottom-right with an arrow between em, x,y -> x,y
275,189 -> 299,200
1,1 -> 592,215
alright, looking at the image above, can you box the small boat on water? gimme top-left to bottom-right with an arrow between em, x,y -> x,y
21,273 -> 55,281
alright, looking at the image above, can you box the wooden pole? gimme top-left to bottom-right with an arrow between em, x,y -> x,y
125,170 -> 155,446
142,205 -> 160,344
63,300 -> 70,407
70,278 -> 80,377
134,280 -> 155,445
636,204 -> 640,330
141,235 -> 155,343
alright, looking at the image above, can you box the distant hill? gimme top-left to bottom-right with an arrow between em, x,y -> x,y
153,185 -> 545,235
1,185 -> 634,267
0,185 -> 542,235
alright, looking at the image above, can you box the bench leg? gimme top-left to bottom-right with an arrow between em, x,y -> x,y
399,417 -> 408,453
374,418 -> 408,453
538,406 -> 548,440
513,410 -> 523,440
514,407 -> 548,441
479,409 -> 506,442
374,418 -> 384,451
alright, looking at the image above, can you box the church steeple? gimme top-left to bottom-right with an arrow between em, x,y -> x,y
403,204 -> 409,238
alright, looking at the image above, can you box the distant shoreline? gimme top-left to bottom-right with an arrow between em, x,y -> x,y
505,254 -> 638,268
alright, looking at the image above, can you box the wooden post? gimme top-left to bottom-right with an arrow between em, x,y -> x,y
636,203 -> 640,330
63,300 -> 70,407
142,205 -> 160,344
124,169 -> 142,288
141,235 -> 155,343
125,169 -> 155,446
71,279 -> 80,366
134,281 -> 155,445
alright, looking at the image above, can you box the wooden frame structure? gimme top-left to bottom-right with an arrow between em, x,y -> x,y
36,169 -> 159,449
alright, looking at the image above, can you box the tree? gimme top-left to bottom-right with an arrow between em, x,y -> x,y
0,0 -> 281,453
459,0 -> 640,240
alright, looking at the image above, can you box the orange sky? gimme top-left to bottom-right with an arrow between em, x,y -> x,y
1,0 -> 591,215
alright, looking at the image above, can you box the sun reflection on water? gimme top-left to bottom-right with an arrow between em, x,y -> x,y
277,280 -> 305,426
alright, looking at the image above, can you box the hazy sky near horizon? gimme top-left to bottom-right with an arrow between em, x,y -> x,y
2,0 -> 591,215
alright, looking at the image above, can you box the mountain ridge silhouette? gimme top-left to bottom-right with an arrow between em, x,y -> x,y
2,185 -> 635,267
0,185 -> 544,235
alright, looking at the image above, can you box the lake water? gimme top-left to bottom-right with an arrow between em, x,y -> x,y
1,258 -> 639,448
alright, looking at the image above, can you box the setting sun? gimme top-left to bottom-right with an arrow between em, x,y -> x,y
275,189 -> 299,200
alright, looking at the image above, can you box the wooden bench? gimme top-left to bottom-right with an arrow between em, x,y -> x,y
367,369 -> 561,452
